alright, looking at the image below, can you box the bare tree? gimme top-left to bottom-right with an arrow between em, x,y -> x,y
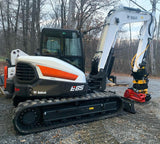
36,0 -> 41,46
0,0 -> 42,57
30,0 -> 36,53
61,0 -> 67,28
0,0 -> 21,57
75,0 -> 117,32
67,0 -> 76,29
20,0 -> 42,54
149,0 -> 157,75
14,0 -> 21,49
49,0 -> 117,31
21,0 -> 30,52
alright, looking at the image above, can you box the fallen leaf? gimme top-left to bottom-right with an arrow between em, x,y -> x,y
20,139 -> 26,143
53,134 -> 59,138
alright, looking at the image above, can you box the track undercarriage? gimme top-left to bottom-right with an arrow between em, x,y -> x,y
13,91 -> 135,134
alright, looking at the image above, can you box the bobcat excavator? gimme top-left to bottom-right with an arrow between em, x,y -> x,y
3,6 -> 155,134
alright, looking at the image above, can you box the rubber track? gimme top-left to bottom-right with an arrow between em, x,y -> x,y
13,91 -> 124,134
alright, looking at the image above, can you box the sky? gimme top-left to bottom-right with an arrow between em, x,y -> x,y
42,0 -> 160,39
119,0 -> 160,20
118,0 -> 160,39
94,0 -> 160,39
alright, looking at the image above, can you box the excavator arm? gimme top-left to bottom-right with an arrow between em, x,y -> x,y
88,6 -> 156,102
124,12 -> 156,102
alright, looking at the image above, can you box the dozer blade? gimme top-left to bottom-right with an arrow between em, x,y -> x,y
121,97 -> 136,114
13,91 -> 135,134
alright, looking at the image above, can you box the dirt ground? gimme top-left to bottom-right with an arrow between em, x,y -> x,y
0,75 -> 160,144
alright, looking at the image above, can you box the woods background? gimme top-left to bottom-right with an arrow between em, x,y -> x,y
0,0 -> 160,76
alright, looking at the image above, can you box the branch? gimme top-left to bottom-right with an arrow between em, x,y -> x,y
82,23 -> 105,35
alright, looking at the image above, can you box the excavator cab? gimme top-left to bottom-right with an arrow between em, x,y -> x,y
40,28 -> 85,72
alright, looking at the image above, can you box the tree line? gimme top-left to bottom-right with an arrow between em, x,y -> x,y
0,0 -> 117,56
0,0 -> 41,57
0,0 -> 160,76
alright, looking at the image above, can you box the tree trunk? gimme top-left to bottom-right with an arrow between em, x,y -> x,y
0,3 -> 8,57
67,0 -> 76,29
61,0 -> 64,28
21,0 -> 27,52
6,0 -> 11,57
14,0 -> 21,49
149,0 -> 156,75
36,0 -> 41,49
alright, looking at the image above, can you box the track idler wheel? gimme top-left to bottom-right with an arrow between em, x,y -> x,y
17,108 -> 41,128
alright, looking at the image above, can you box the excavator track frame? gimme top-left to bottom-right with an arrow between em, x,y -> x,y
13,91 -> 135,134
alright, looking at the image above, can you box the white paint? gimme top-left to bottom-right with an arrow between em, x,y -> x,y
97,6 -> 155,72
11,49 -> 28,65
8,67 -> 15,78
16,56 -> 86,83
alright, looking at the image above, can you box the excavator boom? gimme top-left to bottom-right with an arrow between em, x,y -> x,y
88,6 -> 155,102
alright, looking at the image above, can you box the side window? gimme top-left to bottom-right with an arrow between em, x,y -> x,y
65,33 -> 81,56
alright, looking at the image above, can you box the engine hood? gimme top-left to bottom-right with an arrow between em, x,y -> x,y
16,56 -> 86,83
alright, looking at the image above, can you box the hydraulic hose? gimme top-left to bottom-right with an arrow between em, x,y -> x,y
131,43 -> 150,70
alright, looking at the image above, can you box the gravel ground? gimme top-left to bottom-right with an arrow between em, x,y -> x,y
0,75 -> 160,144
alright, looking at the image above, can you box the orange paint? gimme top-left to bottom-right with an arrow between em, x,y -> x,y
4,66 -> 8,89
37,65 -> 78,80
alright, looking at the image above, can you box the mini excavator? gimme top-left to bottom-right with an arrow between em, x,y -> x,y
3,6 -> 155,134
